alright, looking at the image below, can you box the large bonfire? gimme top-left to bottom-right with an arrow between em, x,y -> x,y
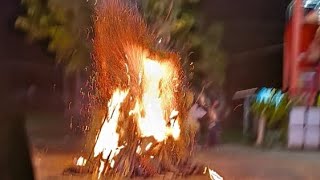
66,0 -> 222,179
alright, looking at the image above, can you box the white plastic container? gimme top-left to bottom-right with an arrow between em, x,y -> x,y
304,108 -> 320,149
306,108 -> 320,126
288,125 -> 304,149
288,107 -> 306,149
304,126 -> 320,149
289,107 -> 306,125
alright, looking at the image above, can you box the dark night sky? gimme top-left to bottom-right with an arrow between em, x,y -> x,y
203,0 -> 290,52
203,0 -> 292,96
1,0 -> 292,97
0,0 -> 52,63
0,0 -> 61,91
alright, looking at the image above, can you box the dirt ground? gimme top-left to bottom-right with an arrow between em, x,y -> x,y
31,144 -> 320,180
26,114 -> 320,180
196,145 -> 320,180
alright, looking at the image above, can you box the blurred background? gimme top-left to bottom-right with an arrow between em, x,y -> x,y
1,0 -> 291,130
7,0 -> 320,179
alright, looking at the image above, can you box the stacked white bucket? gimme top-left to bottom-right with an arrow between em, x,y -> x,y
305,108 -> 320,149
288,107 -> 305,149
288,107 -> 320,149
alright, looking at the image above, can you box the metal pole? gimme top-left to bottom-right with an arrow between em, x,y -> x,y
243,96 -> 250,135
290,0 -> 303,95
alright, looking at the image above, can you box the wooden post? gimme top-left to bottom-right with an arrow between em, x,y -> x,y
255,115 -> 266,146
243,96 -> 251,135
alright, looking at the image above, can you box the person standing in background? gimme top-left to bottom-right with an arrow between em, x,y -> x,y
207,100 -> 222,147
196,93 -> 211,148
187,91 -> 207,149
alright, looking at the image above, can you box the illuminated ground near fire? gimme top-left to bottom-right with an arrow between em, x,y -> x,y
26,112 -> 320,179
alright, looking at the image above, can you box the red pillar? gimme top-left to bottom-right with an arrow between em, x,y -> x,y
290,0 -> 303,95
283,22 -> 291,91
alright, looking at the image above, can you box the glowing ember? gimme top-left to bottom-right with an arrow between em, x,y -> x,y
76,156 -> 87,166
204,167 -> 224,180
169,118 -> 181,140
136,145 -> 142,154
98,160 -> 105,179
145,142 -> 153,151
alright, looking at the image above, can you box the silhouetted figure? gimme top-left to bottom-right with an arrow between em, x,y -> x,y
207,100 -> 221,147
197,94 -> 210,146
0,76 -> 34,180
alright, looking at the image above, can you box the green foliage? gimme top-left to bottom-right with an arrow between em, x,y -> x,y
264,129 -> 284,148
250,89 -> 295,147
17,0 -> 226,84
251,89 -> 293,128
140,0 -> 226,88
15,0 -> 93,73
194,24 -> 225,87
140,0 -> 198,51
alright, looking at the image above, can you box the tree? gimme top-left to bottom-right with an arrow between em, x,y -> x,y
15,0 -> 93,72
15,0 -> 94,133
17,0 -> 226,91
16,0 -> 226,133
140,0 -> 226,89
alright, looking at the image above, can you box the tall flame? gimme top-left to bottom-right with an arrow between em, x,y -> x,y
94,89 -> 128,161
126,55 -> 181,142
137,59 -> 173,141
91,53 -> 182,178
86,0 -> 196,178
92,52 -> 182,165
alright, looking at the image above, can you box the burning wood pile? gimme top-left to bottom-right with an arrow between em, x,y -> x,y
64,0 -> 222,179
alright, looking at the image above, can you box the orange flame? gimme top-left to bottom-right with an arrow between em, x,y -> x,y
204,167 -> 224,180
92,49 -> 182,165
94,89 -> 128,162
126,55 -> 181,142
87,0 -> 190,177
